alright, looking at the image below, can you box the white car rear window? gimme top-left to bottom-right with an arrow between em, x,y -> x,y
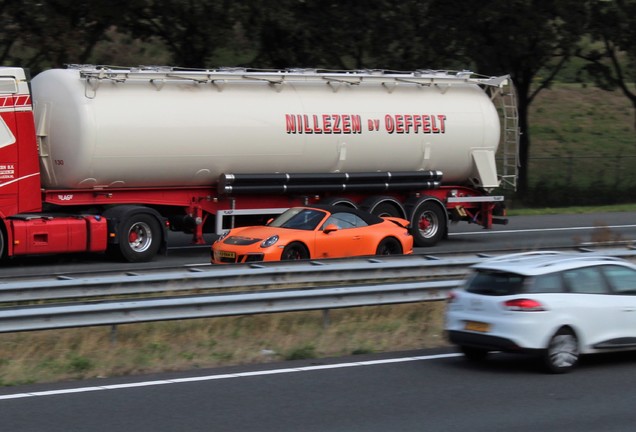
466,271 -> 526,296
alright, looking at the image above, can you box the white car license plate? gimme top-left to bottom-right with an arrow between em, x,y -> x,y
464,321 -> 490,333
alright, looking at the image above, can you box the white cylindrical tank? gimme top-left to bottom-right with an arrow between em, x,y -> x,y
31,67 -> 502,190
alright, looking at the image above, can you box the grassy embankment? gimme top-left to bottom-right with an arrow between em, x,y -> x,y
520,83 -> 636,207
1,85 -> 635,386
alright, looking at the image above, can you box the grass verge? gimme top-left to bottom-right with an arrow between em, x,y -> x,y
0,302 -> 447,387
507,203 -> 636,216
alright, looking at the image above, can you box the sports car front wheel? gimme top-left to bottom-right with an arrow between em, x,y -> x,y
376,237 -> 403,255
281,242 -> 309,261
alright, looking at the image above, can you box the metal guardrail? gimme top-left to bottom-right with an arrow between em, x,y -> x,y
0,254 -> 479,302
0,280 -> 460,333
2,248 -> 636,333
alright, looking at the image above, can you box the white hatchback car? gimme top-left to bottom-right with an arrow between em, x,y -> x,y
445,251 -> 636,373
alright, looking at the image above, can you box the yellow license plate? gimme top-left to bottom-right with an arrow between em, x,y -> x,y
217,250 -> 236,259
465,321 -> 490,333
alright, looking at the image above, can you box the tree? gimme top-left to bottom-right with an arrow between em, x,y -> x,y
124,0 -> 233,68
578,0 -> 636,130
427,0 -> 587,196
364,0 -> 466,71
1,0 -> 135,73
240,0 -> 458,71
240,0 -> 385,69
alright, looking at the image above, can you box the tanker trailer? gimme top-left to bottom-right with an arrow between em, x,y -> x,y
32,67 -> 505,190
0,65 -> 518,262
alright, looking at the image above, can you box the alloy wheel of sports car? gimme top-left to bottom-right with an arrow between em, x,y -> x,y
281,242 -> 309,261
375,237 -> 403,255
543,328 -> 579,373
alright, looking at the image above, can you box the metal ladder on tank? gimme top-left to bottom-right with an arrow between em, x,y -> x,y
496,80 -> 520,191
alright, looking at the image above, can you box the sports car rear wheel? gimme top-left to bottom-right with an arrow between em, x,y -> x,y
281,242 -> 309,261
376,237 -> 402,255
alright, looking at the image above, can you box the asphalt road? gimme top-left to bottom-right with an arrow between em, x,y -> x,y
2,212 -> 636,430
2,211 -> 636,277
444,211 -> 636,254
2,348 -> 636,431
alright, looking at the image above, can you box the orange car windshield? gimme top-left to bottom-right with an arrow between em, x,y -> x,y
270,208 -> 327,231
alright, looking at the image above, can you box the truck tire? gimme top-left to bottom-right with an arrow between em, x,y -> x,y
361,196 -> 405,218
110,213 -> 162,263
369,202 -> 402,218
319,197 -> 357,208
409,199 -> 447,247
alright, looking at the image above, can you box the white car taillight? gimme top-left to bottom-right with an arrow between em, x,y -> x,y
503,298 -> 546,312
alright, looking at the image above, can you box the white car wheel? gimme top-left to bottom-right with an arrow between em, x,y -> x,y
461,346 -> 489,362
543,328 -> 579,373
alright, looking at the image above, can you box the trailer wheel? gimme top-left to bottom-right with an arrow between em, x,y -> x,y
361,197 -> 405,219
281,242 -> 309,261
369,202 -> 402,218
410,200 -> 447,247
112,213 -> 162,263
319,197 -> 357,208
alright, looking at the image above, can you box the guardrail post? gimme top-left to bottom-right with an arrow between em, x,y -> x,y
322,309 -> 330,329
110,325 -> 118,344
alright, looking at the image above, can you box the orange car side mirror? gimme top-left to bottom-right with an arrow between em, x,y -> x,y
266,218 -> 274,225
323,224 -> 339,234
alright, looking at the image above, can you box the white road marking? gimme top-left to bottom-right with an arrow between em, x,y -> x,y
0,353 -> 462,400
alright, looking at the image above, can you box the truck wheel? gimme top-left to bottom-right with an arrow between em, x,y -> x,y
319,197 -> 357,208
112,213 -> 162,262
376,237 -> 402,255
361,197 -> 405,218
410,200 -> 446,247
281,242 -> 309,261
370,202 -> 402,218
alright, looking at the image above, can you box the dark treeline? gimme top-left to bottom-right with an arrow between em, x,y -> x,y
2,0 -> 635,197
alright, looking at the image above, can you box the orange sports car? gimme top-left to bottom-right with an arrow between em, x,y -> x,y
211,205 -> 413,264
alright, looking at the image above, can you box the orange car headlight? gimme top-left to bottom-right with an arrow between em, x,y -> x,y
261,235 -> 279,248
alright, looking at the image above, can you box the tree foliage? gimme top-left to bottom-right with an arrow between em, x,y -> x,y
1,0 -> 131,72
240,0 -> 458,70
578,0 -> 636,129
0,0 -> 634,199
123,0 -> 234,68
424,0 -> 587,194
